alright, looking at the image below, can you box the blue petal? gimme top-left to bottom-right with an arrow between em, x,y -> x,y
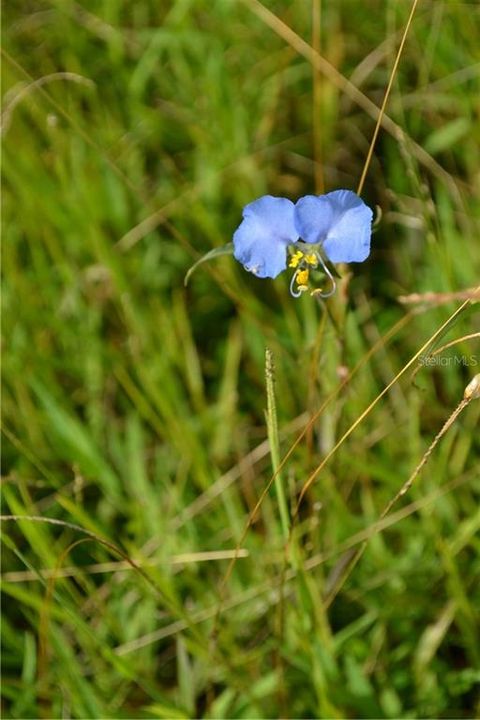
233,196 -> 298,279
295,190 -> 373,263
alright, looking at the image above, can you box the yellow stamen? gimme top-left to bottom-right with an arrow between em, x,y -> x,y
304,254 -> 318,267
288,250 -> 304,268
296,269 -> 309,286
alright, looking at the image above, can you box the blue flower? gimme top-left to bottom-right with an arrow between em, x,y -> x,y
233,189 -> 373,296
233,195 -> 298,279
294,190 -> 373,263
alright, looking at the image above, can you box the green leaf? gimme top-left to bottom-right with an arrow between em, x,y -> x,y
184,243 -> 234,286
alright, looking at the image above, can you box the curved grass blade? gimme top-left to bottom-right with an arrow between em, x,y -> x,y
184,243 -> 234,286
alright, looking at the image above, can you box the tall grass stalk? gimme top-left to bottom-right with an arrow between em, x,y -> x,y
265,349 -> 290,540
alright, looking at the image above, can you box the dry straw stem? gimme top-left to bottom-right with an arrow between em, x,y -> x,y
398,287 -> 480,306
1,71 -> 94,135
428,333 -> 480,359
38,537 -> 98,691
0,514 -> 205,647
112,471 -> 471,656
121,0 -> 461,252
312,0 -> 324,194
409,331 -> 480,386
208,311 -> 413,650
0,526 -> 258,701
293,289 -> 479,520
324,372 -> 480,608
1,49 -> 142,197
383,377 -> 479,518
1,550 -> 250,584
243,0 -> 463,203
169,412 -> 308,531
356,0 -> 420,195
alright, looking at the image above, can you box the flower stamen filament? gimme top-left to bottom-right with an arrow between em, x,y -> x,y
288,246 -> 337,298
310,255 -> 336,298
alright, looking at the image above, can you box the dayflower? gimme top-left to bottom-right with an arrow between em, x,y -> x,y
233,196 -> 299,279
233,189 -> 373,297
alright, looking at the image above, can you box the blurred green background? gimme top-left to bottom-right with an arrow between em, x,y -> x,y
2,1 -> 480,718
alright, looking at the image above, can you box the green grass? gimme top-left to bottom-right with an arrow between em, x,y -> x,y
2,1 -> 480,718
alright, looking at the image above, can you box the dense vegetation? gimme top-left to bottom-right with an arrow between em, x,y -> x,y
2,1 -> 479,717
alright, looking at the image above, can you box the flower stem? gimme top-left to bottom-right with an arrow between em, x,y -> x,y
265,348 -> 290,540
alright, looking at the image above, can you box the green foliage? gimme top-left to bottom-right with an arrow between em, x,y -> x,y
2,1 -> 479,718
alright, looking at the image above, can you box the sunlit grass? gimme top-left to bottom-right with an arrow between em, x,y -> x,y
2,1 -> 480,718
